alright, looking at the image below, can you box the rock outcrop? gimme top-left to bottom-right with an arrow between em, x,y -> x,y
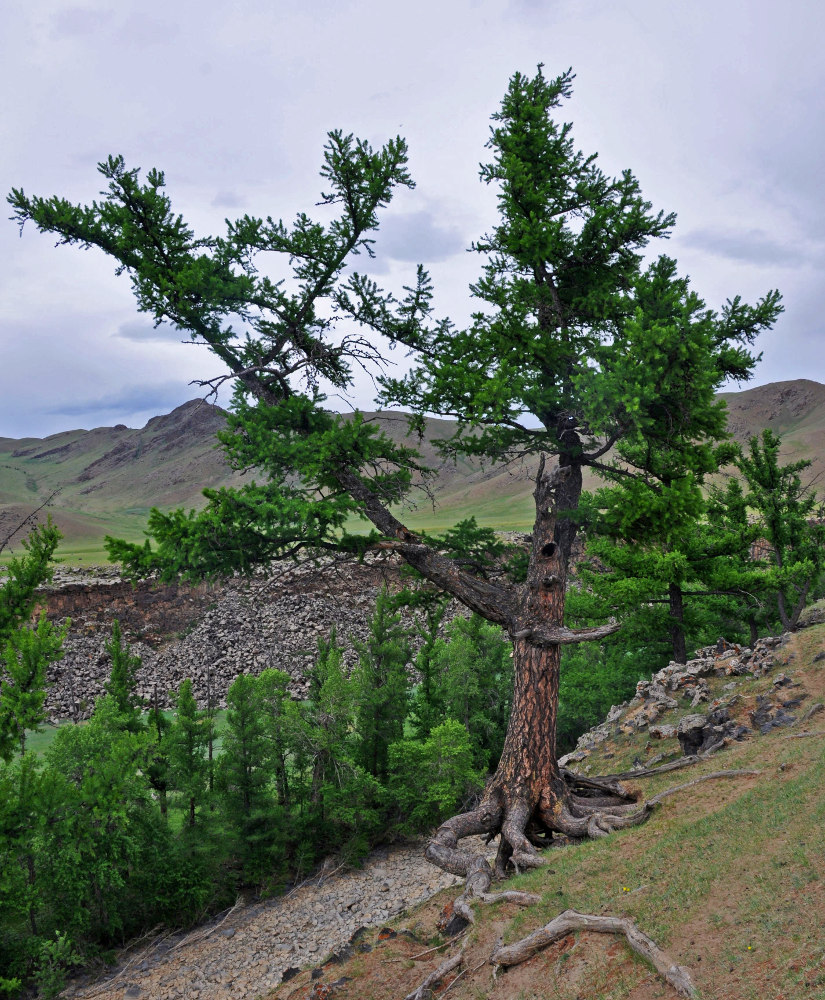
561,633 -> 795,766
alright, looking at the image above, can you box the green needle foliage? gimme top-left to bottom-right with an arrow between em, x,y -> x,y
0,521 -> 61,647
103,619 -> 142,726
736,429 -> 825,630
351,588 -> 412,783
416,613 -> 513,771
1,615 -> 68,758
168,679 -> 210,827
0,522 -> 65,763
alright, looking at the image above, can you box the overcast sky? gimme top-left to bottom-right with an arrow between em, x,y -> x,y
2,0 -> 823,438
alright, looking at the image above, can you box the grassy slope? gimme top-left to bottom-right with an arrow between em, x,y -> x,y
271,623 -> 825,1000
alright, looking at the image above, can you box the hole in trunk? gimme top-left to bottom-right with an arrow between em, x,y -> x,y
541,542 -> 557,557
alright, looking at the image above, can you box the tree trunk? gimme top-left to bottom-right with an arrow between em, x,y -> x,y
426,453 -> 643,874
493,635 -> 566,820
668,583 -> 687,664
779,580 -> 811,632
26,854 -> 37,936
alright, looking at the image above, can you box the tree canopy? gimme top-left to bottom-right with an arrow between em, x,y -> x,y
8,66 -> 782,880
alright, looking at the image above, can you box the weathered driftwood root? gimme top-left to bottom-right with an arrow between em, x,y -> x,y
490,909 -> 699,998
403,944 -> 466,1000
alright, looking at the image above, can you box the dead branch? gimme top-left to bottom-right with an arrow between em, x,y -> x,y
490,908 -> 698,997
170,895 -> 245,951
74,928 -> 172,998
0,488 -> 61,555
390,934 -> 466,963
646,769 -> 760,807
404,943 -> 465,1000
783,729 -> 825,739
512,620 -> 621,645
442,957 -> 486,994
602,747 -> 726,781
799,702 -> 824,723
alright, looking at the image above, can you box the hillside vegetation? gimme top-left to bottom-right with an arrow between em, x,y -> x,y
270,620 -> 825,1000
2,379 -> 825,561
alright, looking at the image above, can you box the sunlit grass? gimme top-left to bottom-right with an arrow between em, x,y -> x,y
24,708 -> 229,758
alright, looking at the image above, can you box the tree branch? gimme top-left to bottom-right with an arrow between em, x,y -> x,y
511,620 -> 621,645
333,466 -> 518,627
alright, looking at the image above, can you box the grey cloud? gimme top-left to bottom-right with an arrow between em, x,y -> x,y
47,382 -> 191,418
377,211 -> 466,264
116,13 -> 179,47
116,321 -> 184,342
51,7 -> 113,39
212,191 -> 247,209
680,228 -> 820,269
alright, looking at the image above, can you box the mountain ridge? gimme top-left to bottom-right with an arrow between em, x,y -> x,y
3,379 -> 824,560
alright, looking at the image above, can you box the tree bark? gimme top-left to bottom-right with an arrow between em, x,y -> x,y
425,452 -> 646,875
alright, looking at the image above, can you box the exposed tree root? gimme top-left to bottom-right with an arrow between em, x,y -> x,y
442,957 -> 486,995
645,769 -> 759,805
490,908 -> 699,997
427,764 -> 760,899
426,776 -> 647,890
403,942 -> 466,1000
561,769 -> 637,799
602,745 -> 729,781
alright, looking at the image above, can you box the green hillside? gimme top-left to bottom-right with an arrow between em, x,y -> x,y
271,621 -> 825,1000
3,379 -> 825,562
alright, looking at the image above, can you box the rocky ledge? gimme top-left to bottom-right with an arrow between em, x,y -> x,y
561,631 -> 822,770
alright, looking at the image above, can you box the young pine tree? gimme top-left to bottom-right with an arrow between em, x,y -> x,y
168,678 -> 210,827
0,521 -> 63,761
104,620 -> 142,731
430,613 -> 513,770
737,430 -> 825,630
256,668 -> 296,809
1,614 -> 68,758
351,589 -> 411,783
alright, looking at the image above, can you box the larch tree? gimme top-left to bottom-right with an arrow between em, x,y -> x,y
736,429 -> 825,631
8,68 -> 781,885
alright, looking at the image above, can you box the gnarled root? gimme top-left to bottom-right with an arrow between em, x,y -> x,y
426,773 -> 645,890
403,942 -> 466,1000
490,909 -> 699,998
426,798 -> 541,927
